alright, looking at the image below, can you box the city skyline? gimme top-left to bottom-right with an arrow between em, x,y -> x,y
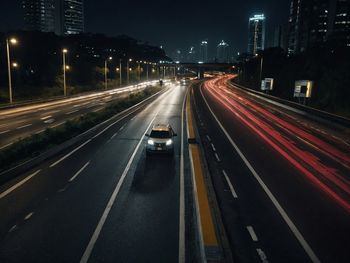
0,0 -> 290,56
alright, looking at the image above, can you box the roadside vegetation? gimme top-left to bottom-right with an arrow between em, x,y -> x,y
0,86 -> 162,172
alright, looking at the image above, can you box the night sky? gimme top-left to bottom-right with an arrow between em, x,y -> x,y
1,0 -> 290,58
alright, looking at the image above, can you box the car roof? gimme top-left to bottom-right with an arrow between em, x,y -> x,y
151,124 -> 172,131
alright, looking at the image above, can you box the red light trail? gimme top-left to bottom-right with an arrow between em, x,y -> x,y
203,75 -> 350,213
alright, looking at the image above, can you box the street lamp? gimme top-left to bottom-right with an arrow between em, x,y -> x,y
137,61 -> 141,82
105,56 -> 112,90
127,58 -> 132,85
119,59 -> 122,86
6,37 -> 18,103
62,48 -> 68,96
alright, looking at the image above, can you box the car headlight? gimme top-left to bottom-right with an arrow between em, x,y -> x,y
147,139 -> 154,145
166,139 -> 173,146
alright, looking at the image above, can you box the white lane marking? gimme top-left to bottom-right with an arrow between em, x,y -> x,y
44,119 -> 55,124
206,135 -> 211,142
24,212 -> 34,221
200,85 -> 321,263
40,115 -> 52,120
222,170 -> 238,198
35,129 -> 46,134
119,125 -> 125,131
50,122 -> 65,129
211,143 -> 216,152
93,108 -> 104,112
8,225 -> 17,233
0,142 -> 14,150
80,112 -> 159,263
16,124 -> 32,130
178,89 -> 187,263
247,225 -> 258,241
0,170 -> 41,199
214,152 -> 221,162
110,132 -> 118,140
66,110 -> 79,115
69,161 -> 90,182
256,248 -> 269,263
0,130 -> 11,135
49,139 -> 91,168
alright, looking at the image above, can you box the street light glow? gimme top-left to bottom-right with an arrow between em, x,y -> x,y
12,62 -> 18,68
10,38 -> 17,45
63,48 -> 68,53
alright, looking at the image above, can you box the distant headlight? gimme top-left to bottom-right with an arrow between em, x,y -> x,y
147,139 -> 154,145
166,139 -> 173,146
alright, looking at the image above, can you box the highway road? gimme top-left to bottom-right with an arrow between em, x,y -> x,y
0,82 -> 190,262
0,81 -> 160,150
192,75 -> 350,263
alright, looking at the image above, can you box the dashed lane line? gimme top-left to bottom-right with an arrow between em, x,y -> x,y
246,225 -> 259,242
200,84 -> 321,263
69,161 -> 90,182
222,170 -> 238,199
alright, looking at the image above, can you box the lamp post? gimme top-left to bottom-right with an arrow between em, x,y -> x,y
137,61 -> 141,82
62,48 -> 68,96
256,53 -> 263,82
105,56 -> 112,90
127,58 -> 132,85
146,63 -> 149,81
119,59 -> 122,86
6,38 -> 17,104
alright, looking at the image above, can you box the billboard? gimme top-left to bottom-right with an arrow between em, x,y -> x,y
261,78 -> 274,91
294,80 -> 313,98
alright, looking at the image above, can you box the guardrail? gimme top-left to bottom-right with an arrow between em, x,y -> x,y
229,80 -> 350,128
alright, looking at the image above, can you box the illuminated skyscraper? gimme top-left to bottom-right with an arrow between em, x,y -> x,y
199,40 -> 208,62
216,40 -> 229,62
247,14 -> 266,55
23,0 -> 55,32
61,0 -> 84,34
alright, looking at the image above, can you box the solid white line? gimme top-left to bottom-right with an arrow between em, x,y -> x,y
40,115 -> 52,120
214,152 -> 221,162
0,130 -> 11,135
178,90 -> 187,263
35,129 -> 46,134
0,170 -> 41,199
49,139 -> 91,168
222,170 -> 238,198
211,143 -> 216,152
24,212 -> 34,220
66,110 -> 79,115
80,112 -> 159,263
200,85 -> 321,263
16,124 -> 32,130
256,248 -> 269,263
0,142 -> 14,150
247,225 -> 258,241
69,161 -> 90,182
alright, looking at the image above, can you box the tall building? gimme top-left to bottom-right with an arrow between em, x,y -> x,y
187,46 -> 196,62
60,0 -> 85,35
199,40 -> 208,62
23,0 -> 56,32
217,40 -> 229,62
328,0 -> 350,47
247,14 -> 266,55
23,0 -> 84,35
287,0 -> 349,54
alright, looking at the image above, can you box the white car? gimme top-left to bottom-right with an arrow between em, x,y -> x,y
145,124 -> 177,155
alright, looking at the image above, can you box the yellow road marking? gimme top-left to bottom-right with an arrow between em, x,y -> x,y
187,93 -> 218,247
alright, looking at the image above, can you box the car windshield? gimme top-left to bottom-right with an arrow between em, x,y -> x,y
150,130 -> 171,138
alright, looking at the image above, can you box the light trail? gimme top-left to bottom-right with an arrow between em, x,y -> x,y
203,76 -> 350,213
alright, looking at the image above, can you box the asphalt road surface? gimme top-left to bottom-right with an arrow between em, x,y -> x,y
192,75 -> 350,263
0,81 -> 159,150
0,82 -> 188,262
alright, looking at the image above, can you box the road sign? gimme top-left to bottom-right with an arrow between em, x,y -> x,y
294,80 -> 313,98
